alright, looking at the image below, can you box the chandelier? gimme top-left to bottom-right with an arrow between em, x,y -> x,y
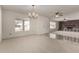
28,5 -> 38,19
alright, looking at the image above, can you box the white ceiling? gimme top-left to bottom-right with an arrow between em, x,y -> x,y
2,5 -> 79,17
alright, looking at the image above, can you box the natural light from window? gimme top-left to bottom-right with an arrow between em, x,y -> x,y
50,22 -> 56,29
15,18 -> 30,32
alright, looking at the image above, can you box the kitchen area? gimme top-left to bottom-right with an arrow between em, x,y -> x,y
49,19 -> 79,52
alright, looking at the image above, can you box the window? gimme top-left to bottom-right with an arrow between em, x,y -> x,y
15,20 -> 23,32
24,20 -> 30,31
15,18 -> 30,32
50,22 -> 56,29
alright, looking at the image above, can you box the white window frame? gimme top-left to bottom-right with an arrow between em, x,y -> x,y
15,18 -> 30,32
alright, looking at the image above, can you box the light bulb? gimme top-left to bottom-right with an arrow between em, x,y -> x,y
56,15 -> 59,17
28,13 -> 31,16
32,12 -> 35,16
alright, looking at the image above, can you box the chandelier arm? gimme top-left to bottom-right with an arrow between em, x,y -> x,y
28,5 -> 38,19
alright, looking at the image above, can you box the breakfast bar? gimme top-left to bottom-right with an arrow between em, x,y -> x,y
54,31 -> 79,38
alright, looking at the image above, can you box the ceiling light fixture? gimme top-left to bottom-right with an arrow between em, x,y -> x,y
55,11 -> 63,17
28,5 -> 38,19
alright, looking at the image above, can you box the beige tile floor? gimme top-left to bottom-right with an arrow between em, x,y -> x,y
0,34 -> 79,53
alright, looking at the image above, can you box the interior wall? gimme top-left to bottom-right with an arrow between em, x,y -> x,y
64,12 -> 79,20
36,16 -> 50,34
0,6 -> 2,42
2,10 -> 50,39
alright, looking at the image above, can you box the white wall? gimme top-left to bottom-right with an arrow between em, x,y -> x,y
36,16 -> 50,34
0,6 -> 2,42
2,10 -> 50,39
64,12 -> 79,20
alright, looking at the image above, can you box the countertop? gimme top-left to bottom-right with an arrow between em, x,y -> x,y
54,31 -> 79,38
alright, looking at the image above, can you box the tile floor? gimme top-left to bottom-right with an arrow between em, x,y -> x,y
0,34 -> 79,53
